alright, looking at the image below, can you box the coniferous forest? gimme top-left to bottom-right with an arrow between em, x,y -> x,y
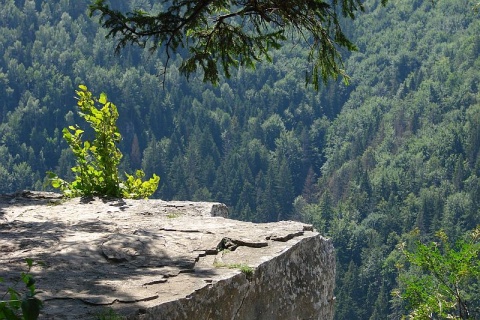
1,0 -> 479,318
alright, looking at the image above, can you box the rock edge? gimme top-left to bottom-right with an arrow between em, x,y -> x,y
0,191 -> 335,319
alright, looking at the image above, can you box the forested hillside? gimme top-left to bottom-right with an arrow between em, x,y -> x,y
307,1 -> 480,318
0,0 -> 336,223
1,0 -> 479,319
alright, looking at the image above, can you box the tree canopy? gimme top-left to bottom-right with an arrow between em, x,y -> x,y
89,0 -> 385,88
1,0 -> 479,318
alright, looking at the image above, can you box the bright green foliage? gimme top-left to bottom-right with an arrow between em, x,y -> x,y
395,227 -> 480,319
123,170 -> 160,199
48,85 -> 159,199
0,259 -> 43,320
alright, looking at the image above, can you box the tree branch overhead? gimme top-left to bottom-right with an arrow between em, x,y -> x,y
90,0 -> 376,88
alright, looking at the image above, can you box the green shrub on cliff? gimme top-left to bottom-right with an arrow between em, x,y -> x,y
47,85 -> 159,199
0,259 -> 42,320
395,227 -> 480,319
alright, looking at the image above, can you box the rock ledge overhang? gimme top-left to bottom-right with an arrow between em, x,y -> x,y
0,191 -> 335,320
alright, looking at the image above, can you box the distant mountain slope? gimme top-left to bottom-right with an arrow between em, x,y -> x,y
0,0 -> 337,221
302,1 -> 480,318
0,1 -> 479,318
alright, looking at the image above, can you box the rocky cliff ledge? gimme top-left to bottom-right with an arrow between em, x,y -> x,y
0,191 -> 335,320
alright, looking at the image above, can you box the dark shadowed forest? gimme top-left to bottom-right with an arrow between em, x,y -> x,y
1,0 -> 479,318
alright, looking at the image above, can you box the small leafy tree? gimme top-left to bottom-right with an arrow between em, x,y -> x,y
394,227 -> 480,319
48,85 -> 159,199
0,259 -> 42,320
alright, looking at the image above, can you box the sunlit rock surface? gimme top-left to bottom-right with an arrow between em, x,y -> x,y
0,191 -> 335,319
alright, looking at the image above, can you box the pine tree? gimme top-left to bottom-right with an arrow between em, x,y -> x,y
89,0 -> 386,88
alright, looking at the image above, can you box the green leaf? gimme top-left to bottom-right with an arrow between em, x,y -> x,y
7,289 -> 20,310
99,92 -> 107,105
22,275 -> 35,288
25,258 -> 33,269
0,305 -> 21,320
21,297 -> 42,320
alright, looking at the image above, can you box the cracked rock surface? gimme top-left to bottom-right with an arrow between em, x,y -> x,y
0,191 -> 335,320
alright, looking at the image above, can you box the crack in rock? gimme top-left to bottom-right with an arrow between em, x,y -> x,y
266,231 -> 304,242
216,237 -> 268,251
80,293 -> 160,306
233,275 -> 253,320
143,278 -> 168,286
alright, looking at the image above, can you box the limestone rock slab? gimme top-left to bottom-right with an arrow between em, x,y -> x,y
0,191 -> 335,319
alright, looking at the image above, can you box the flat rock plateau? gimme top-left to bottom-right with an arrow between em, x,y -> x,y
0,191 -> 335,320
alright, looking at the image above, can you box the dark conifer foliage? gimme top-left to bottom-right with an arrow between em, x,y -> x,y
0,0 -> 328,213
0,0 -> 479,319
89,0 -> 372,88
